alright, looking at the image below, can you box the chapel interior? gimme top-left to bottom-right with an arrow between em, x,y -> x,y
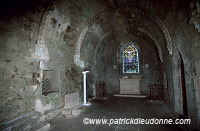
0,0 -> 200,130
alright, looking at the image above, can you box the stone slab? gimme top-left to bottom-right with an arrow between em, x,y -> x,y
119,78 -> 141,94
64,92 -> 79,109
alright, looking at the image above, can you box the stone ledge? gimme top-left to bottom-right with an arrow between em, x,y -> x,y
0,109 -> 59,131
60,104 -> 84,118
23,122 -> 50,131
114,94 -> 147,98
0,111 -> 40,130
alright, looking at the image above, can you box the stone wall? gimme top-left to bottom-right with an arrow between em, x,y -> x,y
0,0 -> 200,130
102,40 -> 161,95
161,1 -> 200,129
0,1 -> 46,123
0,0 -> 106,126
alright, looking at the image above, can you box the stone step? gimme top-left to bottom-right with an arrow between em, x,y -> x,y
114,94 -> 147,98
60,104 -> 84,118
0,112 -> 41,131
23,122 -> 50,131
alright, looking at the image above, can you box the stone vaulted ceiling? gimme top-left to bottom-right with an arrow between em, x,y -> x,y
74,0 -> 174,67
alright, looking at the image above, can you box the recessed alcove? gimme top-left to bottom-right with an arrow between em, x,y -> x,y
0,0 -> 199,130
42,70 -> 59,96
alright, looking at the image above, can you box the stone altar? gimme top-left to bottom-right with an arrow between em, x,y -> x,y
119,75 -> 143,94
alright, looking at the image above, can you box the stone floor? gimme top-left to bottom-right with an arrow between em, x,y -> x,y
49,97 -> 187,131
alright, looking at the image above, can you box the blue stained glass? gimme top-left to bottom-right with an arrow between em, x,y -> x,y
123,45 -> 139,73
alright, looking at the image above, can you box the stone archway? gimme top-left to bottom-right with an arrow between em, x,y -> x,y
173,52 -> 188,118
74,6 -> 172,68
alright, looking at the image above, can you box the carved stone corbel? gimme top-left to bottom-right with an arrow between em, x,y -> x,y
189,0 -> 200,32
189,14 -> 200,32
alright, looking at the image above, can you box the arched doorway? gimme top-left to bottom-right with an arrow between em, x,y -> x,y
173,52 -> 188,118
180,54 -> 188,118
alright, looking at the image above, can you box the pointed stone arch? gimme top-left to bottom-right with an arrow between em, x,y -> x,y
74,6 -> 172,68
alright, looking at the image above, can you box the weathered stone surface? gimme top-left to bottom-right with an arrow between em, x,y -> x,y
23,122 -> 50,131
35,123 -> 50,131
38,111 -> 59,122
71,109 -> 82,117
0,0 -> 200,130
60,109 -> 72,115
64,92 -> 79,109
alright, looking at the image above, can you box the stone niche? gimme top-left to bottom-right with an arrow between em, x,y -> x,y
64,92 -> 80,109
119,75 -> 143,94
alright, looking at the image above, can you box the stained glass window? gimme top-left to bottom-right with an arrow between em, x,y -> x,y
123,45 -> 139,73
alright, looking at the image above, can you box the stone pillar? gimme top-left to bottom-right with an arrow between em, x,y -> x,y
82,71 -> 91,106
